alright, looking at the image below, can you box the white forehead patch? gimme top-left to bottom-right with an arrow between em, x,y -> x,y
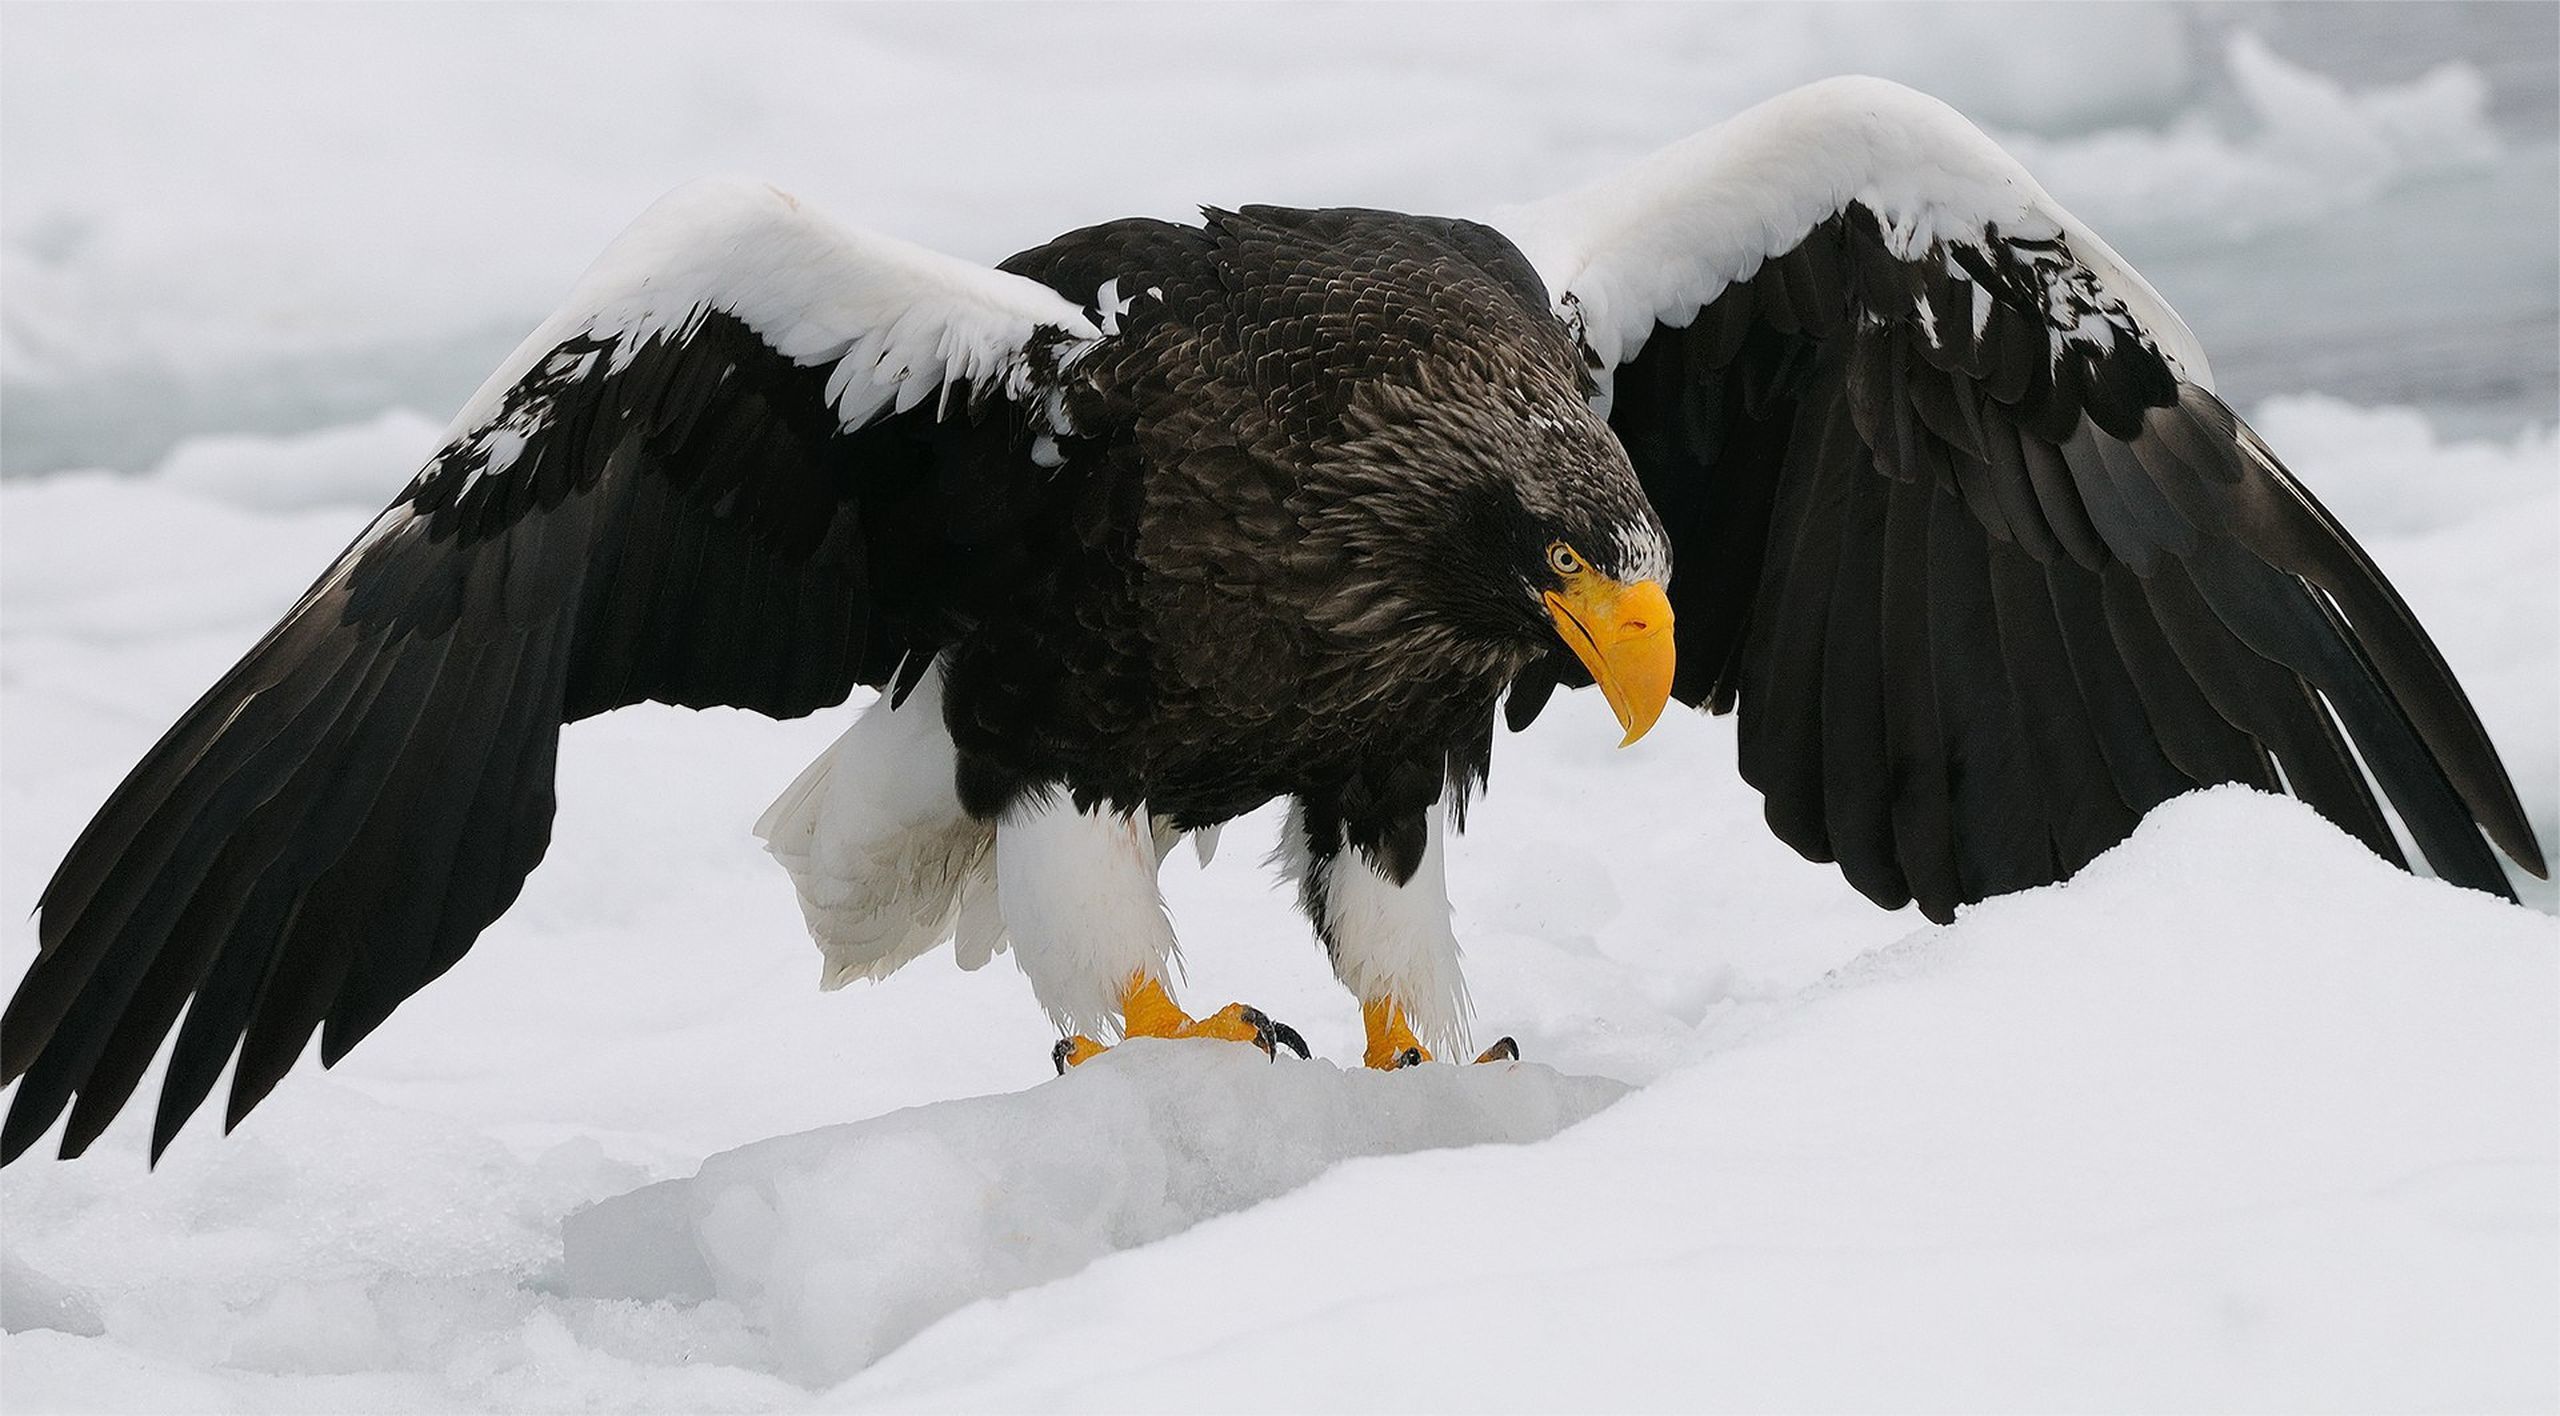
1611,519 -> 1673,586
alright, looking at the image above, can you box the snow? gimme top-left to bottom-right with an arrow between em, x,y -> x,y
834,791 -> 2556,1414
3,4 -> 2556,1410
441,179 -> 1099,454
563,1045 -> 1623,1385
1,393 -> 2550,1408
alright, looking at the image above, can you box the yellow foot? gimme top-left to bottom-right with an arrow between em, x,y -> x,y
1054,973 -> 1309,1074
1362,998 -> 1520,1069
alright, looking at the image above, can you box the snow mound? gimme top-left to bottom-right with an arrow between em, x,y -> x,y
2,1252 -> 103,1338
835,789 -> 2558,1412
563,1045 -> 1622,1384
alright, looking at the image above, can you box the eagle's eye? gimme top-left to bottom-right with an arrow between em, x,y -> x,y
1546,542 -> 1585,576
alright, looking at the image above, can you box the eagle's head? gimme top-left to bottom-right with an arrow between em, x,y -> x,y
1305,352 -> 1677,746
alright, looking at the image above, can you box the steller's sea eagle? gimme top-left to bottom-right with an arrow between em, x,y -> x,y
2,77 -> 2544,1163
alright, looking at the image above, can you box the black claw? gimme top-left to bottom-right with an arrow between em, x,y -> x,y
1397,1046 -> 1425,1069
1235,1006 -> 1279,1060
1053,1038 -> 1078,1075
1271,1022 -> 1310,1059
1474,1036 -> 1520,1065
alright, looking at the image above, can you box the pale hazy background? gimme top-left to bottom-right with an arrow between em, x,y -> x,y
4,1 -> 2554,479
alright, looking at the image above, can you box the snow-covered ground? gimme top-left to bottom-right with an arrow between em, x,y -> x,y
3,5 -> 2555,1411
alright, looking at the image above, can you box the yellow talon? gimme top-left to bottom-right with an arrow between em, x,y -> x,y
1118,974 -> 1191,1041
1363,996 -> 1520,1068
1055,973 -> 1307,1073
1179,1001 -> 1275,1046
1362,997 -> 1432,1069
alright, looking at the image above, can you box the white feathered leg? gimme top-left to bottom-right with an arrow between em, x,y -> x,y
754,665 -> 1003,989
1003,799 -> 1306,1069
995,795 -> 1183,1038
761,663 -> 1292,1059
1280,799 -> 1474,1064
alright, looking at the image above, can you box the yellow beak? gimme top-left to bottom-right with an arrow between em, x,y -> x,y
1543,575 -> 1676,746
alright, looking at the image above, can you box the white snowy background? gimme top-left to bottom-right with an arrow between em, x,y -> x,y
2,4 -> 2554,1411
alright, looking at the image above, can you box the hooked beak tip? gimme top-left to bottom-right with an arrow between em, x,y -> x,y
1545,578 -> 1675,746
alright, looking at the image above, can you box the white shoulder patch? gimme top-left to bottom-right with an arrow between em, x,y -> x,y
1490,76 -> 2210,388
443,178 -> 1108,450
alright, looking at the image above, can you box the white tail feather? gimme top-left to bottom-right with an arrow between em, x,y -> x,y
753,667 -> 1002,989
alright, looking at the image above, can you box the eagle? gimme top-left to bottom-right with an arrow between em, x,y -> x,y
3,77 -> 2543,1164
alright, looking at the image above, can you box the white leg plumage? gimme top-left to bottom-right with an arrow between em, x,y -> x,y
761,671 -> 1301,1069
1280,799 -> 1481,1065
994,793 -> 1183,1038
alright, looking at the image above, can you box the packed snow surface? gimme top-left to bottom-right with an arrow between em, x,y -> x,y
3,3 -> 2556,1410
563,1047 -> 1625,1385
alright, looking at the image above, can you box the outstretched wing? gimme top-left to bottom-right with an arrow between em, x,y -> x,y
1494,76 -> 2545,920
2,179 -> 1103,1162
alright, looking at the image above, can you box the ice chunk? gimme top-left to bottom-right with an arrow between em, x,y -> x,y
2006,33 -> 2501,242
562,1044 -> 1622,1384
